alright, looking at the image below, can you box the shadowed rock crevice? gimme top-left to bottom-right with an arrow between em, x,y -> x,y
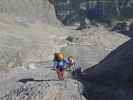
76,21 -> 133,100
18,78 -> 60,84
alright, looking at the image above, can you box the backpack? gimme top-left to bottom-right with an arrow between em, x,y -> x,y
54,52 -> 64,61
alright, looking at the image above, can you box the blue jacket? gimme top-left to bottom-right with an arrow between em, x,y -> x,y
53,58 -> 69,69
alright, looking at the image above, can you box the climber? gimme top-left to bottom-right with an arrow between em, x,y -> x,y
53,52 -> 75,80
66,56 -> 75,71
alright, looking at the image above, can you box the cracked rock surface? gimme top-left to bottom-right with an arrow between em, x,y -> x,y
0,63 -> 86,100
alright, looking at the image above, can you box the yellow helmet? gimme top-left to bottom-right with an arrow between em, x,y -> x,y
54,52 -> 64,60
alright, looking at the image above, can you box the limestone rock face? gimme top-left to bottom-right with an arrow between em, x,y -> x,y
0,0 -> 60,25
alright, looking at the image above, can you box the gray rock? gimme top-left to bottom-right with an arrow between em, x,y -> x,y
0,64 -> 86,100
